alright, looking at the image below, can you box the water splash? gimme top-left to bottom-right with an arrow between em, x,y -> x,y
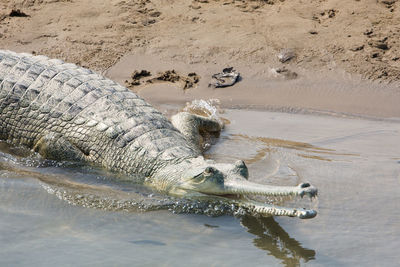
183,99 -> 225,127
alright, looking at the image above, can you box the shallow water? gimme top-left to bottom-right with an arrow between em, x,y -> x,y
1,109 -> 399,266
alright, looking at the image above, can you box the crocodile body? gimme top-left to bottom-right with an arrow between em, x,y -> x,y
0,50 -> 198,178
0,50 -> 318,219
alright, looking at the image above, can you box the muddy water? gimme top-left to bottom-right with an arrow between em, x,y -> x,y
1,109 -> 399,266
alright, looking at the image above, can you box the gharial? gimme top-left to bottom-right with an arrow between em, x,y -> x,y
0,50 -> 317,219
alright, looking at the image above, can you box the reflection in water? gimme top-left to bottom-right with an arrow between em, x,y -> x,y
241,215 -> 315,266
0,158 -> 241,217
0,159 -> 175,213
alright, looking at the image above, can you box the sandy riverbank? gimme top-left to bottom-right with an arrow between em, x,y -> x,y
1,0 -> 400,118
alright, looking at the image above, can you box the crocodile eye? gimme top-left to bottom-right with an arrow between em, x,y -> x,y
204,166 -> 216,175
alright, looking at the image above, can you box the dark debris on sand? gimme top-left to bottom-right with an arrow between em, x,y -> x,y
209,67 -> 240,88
125,69 -> 200,90
125,70 -> 152,87
9,9 -> 29,17
148,70 -> 200,90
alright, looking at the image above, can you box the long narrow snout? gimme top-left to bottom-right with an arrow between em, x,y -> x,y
218,180 -> 318,219
221,180 -> 318,198
219,180 -> 318,219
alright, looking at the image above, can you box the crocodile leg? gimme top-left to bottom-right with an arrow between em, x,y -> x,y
171,112 -> 222,151
33,132 -> 87,162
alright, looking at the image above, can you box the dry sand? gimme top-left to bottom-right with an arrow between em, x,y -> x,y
1,0 -> 400,118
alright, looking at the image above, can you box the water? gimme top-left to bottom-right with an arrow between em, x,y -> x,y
1,108 -> 399,266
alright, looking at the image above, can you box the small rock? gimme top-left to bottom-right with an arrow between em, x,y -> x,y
312,15 -> 320,22
277,49 -> 295,63
189,5 -> 201,9
271,67 -> 298,80
327,9 -> 337,18
371,52 -> 380,58
128,80 -> 141,86
368,40 -> 389,50
382,0 -> 396,4
377,70 -> 388,78
364,29 -> 374,36
142,19 -> 156,26
381,0 -> 396,8
149,11 -> 161,17
350,45 -> 364,51
9,9 -> 29,17
309,30 -> 318,35
319,9 -> 337,18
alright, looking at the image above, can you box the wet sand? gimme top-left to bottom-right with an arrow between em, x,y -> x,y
1,0 -> 400,118
106,53 -> 400,119
2,0 -> 400,82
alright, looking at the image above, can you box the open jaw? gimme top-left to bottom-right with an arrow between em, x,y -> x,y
232,197 -> 317,219
197,181 -> 318,219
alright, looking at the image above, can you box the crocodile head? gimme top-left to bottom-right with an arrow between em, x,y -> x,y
151,157 -> 317,219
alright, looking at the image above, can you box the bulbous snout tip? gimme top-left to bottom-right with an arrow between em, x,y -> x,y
297,209 -> 317,219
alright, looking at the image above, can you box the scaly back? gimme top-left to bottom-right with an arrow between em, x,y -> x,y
0,50 -> 198,177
